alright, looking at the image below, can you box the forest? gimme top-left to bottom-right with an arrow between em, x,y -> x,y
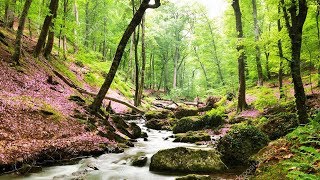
0,0 -> 319,179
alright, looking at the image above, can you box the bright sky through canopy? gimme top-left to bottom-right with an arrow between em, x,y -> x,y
168,0 -> 228,18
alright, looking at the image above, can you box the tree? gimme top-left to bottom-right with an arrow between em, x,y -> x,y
232,0 -> 247,112
277,2 -> 285,98
137,14 -> 146,106
11,0 -> 33,64
252,0 -> 264,86
90,0 -> 161,113
4,0 -> 16,28
280,0 -> 308,124
33,0 -> 60,58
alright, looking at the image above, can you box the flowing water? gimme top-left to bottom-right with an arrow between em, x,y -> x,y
1,119 -> 242,180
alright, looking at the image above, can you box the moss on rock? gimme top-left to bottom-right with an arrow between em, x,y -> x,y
149,147 -> 226,173
145,110 -> 173,121
217,125 -> 269,166
173,131 -> 211,143
260,113 -> 298,140
146,118 -> 171,130
176,174 -> 211,180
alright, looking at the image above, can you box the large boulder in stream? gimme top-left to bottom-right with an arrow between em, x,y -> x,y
173,131 -> 211,143
217,125 -> 269,166
146,118 -> 171,130
149,147 -> 226,173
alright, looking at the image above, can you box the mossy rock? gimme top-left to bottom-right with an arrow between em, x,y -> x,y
260,113 -> 299,140
217,125 -> 269,166
129,122 -> 141,139
146,118 -> 171,130
149,147 -> 226,173
174,108 -> 199,119
173,116 -> 199,134
145,110 -> 173,121
176,174 -> 211,180
173,131 -> 211,143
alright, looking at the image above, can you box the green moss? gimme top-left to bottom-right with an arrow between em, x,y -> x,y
150,147 -> 226,173
217,125 -> 269,166
40,103 -> 65,122
50,59 -> 82,88
174,131 -> 211,143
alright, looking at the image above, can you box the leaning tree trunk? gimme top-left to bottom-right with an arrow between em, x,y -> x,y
232,0 -> 247,112
33,0 -> 59,58
281,0 -> 308,124
43,0 -> 60,59
90,0 -> 161,113
252,0 -> 263,86
11,0 -> 33,65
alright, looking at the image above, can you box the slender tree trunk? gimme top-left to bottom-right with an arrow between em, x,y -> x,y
84,1 -> 89,48
4,0 -> 16,29
232,0 -> 247,112
152,53 -> 155,89
73,0 -> 79,53
281,0 -> 308,124
43,0 -> 59,59
137,14 -> 146,106
90,0 -> 161,113
34,0 -> 60,58
265,23 -> 271,80
317,0 -> 320,87
62,0 -> 68,60
277,3 -> 284,98
193,46 -> 208,89
173,46 -> 179,89
133,22 -> 141,107
205,16 -> 225,85
252,0 -> 263,86
11,0 -> 33,64
102,17 -> 107,61
28,18 -> 32,38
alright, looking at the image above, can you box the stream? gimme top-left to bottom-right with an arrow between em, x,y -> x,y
0,119 -> 242,180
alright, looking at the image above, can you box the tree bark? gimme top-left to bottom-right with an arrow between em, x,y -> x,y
4,0 -> 16,29
281,0 -> 308,124
11,0 -> 33,65
84,1 -> 89,48
43,0 -> 60,59
232,0 -> 247,112
277,3 -> 284,98
317,0 -> 320,87
73,0 -> 79,53
252,0 -> 263,86
194,46 -> 208,89
90,0 -> 161,113
137,14 -> 146,106
34,0 -> 60,58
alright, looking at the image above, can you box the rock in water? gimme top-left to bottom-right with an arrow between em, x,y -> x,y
176,174 -> 211,180
132,156 -> 148,167
149,147 -> 226,173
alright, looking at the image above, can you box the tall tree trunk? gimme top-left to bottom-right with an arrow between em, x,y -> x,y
173,46 -> 179,89
193,46 -> 208,89
90,0 -> 161,113
277,3 -> 284,98
73,0 -> 79,53
34,0 -> 59,58
62,0 -> 68,60
252,0 -> 263,86
11,0 -> 33,65
28,18 -> 32,38
84,1 -> 89,48
133,17 -> 141,107
232,0 -> 247,112
43,0 -> 60,59
317,0 -> 320,87
281,0 -> 308,124
265,23 -> 271,80
137,14 -> 146,106
205,15 -> 225,85
4,0 -> 16,29
102,16 -> 107,61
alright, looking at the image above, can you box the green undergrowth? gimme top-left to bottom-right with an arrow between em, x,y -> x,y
253,113 -> 320,179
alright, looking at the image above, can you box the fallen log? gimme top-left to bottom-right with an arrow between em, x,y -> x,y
52,70 -> 143,113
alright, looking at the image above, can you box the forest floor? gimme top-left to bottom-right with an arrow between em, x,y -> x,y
0,24 -> 133,174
